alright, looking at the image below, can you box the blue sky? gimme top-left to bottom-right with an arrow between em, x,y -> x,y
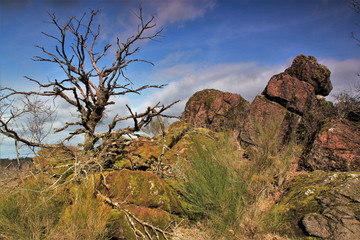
0,0 -> 359,157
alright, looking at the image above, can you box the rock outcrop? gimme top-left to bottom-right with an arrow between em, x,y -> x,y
181,89 -> 250,133
268,171 -> 360,240
299,119 -> 360,171
241,54 -> 332,147
181,55 -> 360,172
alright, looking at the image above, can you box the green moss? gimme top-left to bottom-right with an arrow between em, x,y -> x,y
100,170 -> 185,214
33,147 -> 80,176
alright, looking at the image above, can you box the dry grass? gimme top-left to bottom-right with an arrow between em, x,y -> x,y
172,225 -> 211,240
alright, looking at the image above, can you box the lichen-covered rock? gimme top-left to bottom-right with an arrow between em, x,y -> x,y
33,146 -> 79,176
299,119 -> 360,171
116,121 -> 229,175
266,171 -> 360,239
285,54 -> 332,96
99,169 -> 184,214
181,89 -> 250,132
95,169 -> 190,240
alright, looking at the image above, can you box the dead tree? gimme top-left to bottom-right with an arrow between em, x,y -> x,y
0,9 -> 177,155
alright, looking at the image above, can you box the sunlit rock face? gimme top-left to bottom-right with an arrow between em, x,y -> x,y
181,89 -> 250,133
263,73 -> 316,115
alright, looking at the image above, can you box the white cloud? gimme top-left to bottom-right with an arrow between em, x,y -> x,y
138,62 -> 286,116
319,58 -> 360,96
151,0 -> 216,27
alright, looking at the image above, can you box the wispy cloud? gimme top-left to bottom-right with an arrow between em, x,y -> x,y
151,0 -> 216,27
138,61 -> 285,116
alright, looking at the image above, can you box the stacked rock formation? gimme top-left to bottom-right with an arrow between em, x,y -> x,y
181,54 -> 360,172
242,55 -> 333,146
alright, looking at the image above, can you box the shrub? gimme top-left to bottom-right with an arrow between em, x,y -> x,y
49,176 -> 111,240
181,118 -> 302,239
333,83 -> 360,121
182,135 -> 246,239
0,174 -> 112,240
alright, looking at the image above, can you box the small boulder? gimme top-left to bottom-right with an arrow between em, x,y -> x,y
181,89 -> 250,132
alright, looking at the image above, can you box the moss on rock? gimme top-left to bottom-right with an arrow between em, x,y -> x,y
265,171 -> 360,239
33,146 -> 80,177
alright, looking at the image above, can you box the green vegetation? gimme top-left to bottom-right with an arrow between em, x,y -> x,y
181,117 -> 303,239
51,177 -> 111,240
182,137 -> 246,239
0,175 -> 113,240
7,111 -> 350,240
0,175 -> 67,239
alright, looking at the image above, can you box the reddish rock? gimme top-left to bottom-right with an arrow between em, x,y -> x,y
285,54 -> 332,96
299,119 -> 360,171
263,73 -> 316,115
241,54 -> 333,150
181,89 -> 250,132
240,95 -> 301,146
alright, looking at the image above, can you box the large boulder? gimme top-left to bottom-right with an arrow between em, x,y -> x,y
285,54 -> 332,96
299,119 -> 360,171
263,73 -> 316,115
181,89 -> 250,132
266,171 -> 360,240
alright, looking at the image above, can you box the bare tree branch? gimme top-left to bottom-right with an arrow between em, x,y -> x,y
0,8 -> 177,163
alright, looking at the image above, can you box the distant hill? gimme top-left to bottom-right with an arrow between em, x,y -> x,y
0,157 -> 33,168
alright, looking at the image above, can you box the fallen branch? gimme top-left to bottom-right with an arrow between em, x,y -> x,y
96,190 -> 172,240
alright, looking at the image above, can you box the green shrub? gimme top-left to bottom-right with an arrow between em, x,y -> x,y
182,135 -> 246,239
0,175 -> 112,240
